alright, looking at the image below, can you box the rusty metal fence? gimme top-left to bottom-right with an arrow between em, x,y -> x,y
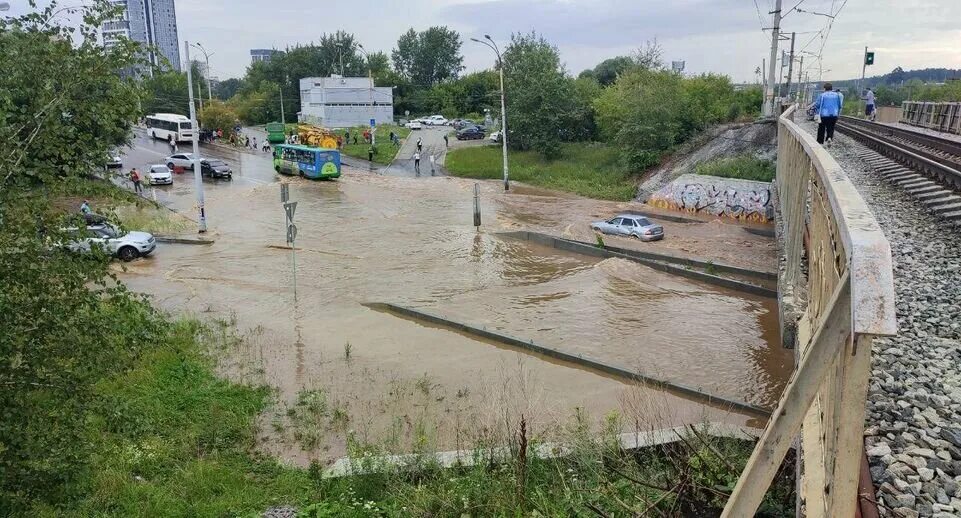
721,105 -> 897,517
901,101 -> 961,135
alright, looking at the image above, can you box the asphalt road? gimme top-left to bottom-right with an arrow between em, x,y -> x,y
383,126 -> 450,177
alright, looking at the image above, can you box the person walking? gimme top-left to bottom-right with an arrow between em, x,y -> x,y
368,145 -> 374,163
443,134 -> 449,148
168,135 -> 176,154
252,137 -> 258,151
245,135 -> 250,148
429,153 -> 435,175
130,168 -> 143,195
810,82 -> 843,145
344,130 -> 350,145
413,151 -> 421,174
863,88 -> 877,121
416,137 -> 423,152
80,200 -> 92,215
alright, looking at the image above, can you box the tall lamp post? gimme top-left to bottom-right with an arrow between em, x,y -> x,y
357,44 -> 375,147
471,35 -> 509,191
189,42 -> 214,102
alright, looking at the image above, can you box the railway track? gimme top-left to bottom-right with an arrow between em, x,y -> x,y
836,116 -> 961,225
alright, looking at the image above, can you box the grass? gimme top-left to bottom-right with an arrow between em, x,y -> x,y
695,153 -> 776,183
333,125 -> 412,165
445,142 -> 638,201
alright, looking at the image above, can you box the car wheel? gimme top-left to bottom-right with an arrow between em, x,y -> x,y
118,246 -> 139,262
166,162 -> 174,169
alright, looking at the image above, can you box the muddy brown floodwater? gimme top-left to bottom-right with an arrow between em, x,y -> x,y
118,163 -> 792,466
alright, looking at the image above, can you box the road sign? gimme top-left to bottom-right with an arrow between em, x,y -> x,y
865,52 -> 875,65
280,183 -> 289,203
370,118 -> 376,128
286,224 -> 297,244
284,201 -> 297,223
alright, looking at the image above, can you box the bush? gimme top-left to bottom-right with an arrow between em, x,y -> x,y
695,154 -> 775,182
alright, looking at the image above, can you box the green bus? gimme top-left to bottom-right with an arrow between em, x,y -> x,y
265,122 -> 287,144
273,145 -> 341,179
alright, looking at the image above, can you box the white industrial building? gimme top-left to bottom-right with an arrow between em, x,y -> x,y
298,75 -> 393,129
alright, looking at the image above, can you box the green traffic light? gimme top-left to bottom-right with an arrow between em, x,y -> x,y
865,52 -> 875,65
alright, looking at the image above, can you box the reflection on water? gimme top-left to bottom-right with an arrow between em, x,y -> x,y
118,170 -> 791,463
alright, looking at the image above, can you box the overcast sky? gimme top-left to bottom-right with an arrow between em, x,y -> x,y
11,0 -> 961,83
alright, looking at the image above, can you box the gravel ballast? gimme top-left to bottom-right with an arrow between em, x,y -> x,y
801,121 -> 961,518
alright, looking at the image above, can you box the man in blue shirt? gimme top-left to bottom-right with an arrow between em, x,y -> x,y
810,82 -> 844,145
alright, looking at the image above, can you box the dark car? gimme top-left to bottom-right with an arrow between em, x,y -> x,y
200,158 -> 232,179
456,127 -> 486,140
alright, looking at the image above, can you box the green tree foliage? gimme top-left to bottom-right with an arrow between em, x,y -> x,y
0,1 -> 155,509
391,26 -> 464,87
502,32 -> 592,157
228,81 -> 282,125
141,71 -> 189,114
215,77 -> 246,100
580,56 -> 635,86
199,101 -> 240,135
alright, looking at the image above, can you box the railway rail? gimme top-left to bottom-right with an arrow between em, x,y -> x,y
835,116 -> 961,225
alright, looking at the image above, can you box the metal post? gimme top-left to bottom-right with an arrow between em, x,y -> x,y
473,183 -> 481,227
859,46 -> 868,116
764,0 -> 783,117
184,41 -> 207,233
796,56 -> 804,102
472,36 -> 510,190
279,79 -> 286,126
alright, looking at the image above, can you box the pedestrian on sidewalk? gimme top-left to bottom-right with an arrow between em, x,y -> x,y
862,88 -> 877,121
130,168 -> 143,194
443,134 -> 448,148
413,151 -> 421,174
810,82 -> 843,145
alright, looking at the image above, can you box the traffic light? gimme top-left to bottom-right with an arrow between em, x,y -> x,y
865,52 -> 875,65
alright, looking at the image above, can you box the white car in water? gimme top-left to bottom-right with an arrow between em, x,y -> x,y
64,222 -> 156,261
165,152 -> 197,170
147,164 -> 173,185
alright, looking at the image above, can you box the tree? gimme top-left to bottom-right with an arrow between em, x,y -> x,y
142,71 -> 189,115
502,32 -> 591,157
391,26 -> 464,87
587,56 -> 635,86
215,77 -> 246,100
0,1 -> 159,509
199,101 -> 240,135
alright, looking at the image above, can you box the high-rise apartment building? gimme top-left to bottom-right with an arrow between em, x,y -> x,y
102,0 -> 181,72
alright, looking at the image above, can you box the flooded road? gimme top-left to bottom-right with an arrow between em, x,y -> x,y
116,139 -> 792,465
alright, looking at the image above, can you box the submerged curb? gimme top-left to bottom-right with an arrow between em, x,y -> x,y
499,231 -> 776,297
155,235 -> 215,245
366,302 -> 773,419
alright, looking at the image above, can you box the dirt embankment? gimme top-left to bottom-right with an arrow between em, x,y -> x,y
636,120 -> 778,202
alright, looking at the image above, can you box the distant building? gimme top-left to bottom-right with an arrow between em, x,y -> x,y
298,75 -> 394,129
101,0 -> 181,73
251,49 -> 281,64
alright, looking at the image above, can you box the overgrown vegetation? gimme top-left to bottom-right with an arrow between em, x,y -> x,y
696,154 -> 776,182
446,143 -> 638,200
332,124 -> 411,165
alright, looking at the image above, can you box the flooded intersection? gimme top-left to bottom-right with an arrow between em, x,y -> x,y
117,144 -> 792,465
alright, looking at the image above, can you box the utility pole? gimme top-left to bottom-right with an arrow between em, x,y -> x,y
472,36 -> 510,191
190,43 -> 214,102
859,46 -> 869,115
785,32 -> 796,101
796,56 -> 804,101
358,45 -> 375,148
764,0 -> 783,117
184,41 -> 207,233
279,77 -> 286,126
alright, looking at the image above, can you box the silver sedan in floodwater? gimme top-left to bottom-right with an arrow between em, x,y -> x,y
591,214 -> 665,241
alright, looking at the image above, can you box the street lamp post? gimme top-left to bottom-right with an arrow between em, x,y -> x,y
471,35 -> 509,191
357,44 -> 375,147
189,42 -> 214,102
184,41 -> 207,233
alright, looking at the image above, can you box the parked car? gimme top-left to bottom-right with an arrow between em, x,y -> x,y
200,158 -> 233,179
63,222 -> 156,262
106,151 -> 123,169
489,131 -> 502,143
425,115 -> 449,126
456,126 -> 486,140
404,120 -> 423,130
165,153 -> 197,170
147,164 -> 173,185
591,214 -> 665,242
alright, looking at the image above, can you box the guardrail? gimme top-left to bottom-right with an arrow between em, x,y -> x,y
722,105 -> 897,517
901,101 -> 961,135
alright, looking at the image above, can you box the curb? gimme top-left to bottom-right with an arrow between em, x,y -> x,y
155,236 -> 215,245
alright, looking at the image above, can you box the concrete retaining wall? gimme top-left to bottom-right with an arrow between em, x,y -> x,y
648,173 -> 775,223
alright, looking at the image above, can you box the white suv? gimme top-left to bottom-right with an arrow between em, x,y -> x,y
64,223 -> 156,261
425,115 -> 448,126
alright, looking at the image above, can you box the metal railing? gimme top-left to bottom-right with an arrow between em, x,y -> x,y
722,105 -> 897,517
901,101 -> 961,135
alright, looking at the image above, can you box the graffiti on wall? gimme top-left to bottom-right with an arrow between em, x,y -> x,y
648,174 -> 774,222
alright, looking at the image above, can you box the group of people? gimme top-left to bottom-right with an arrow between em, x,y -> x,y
411,137 -> 436,175
808,83 -> 877,146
